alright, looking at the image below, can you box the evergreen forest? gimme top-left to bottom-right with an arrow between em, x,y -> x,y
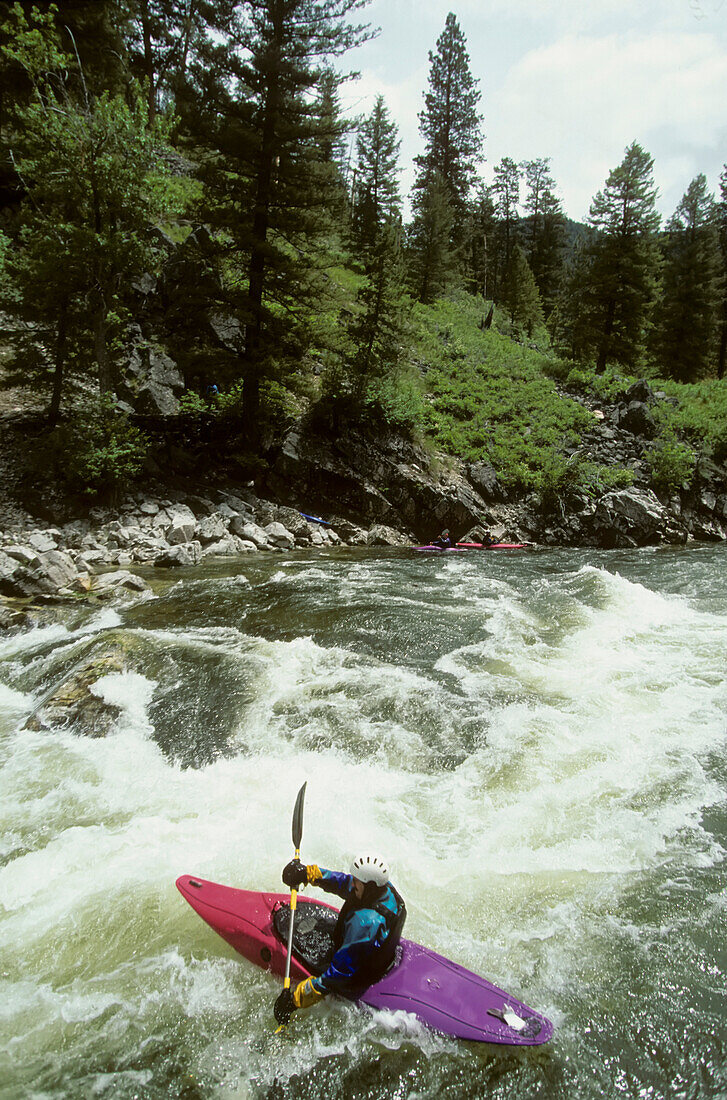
1,1 -> 726,502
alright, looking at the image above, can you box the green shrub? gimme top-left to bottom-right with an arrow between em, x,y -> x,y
646,433 -> 696,494
414,293 -> 595,490
178,390 -> 212,416
653,378 -> 727,463
45,396 -> 149,499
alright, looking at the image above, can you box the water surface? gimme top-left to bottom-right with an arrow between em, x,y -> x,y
1,545 -> 726,1099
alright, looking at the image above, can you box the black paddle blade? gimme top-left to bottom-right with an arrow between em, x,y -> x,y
292,782 -> 307,850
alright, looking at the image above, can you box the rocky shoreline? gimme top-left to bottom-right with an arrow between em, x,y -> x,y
1,380 -> 725,632
0,484 -> 413,631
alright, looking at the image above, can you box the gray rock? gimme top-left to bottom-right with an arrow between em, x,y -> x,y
166,506 -> 197,545
154,542 -> 202,567
202,535 -> 239,557
468,462 -> 504,501
34,550 -> 78,591
232,521 -> 271,549
27,531 -> 57,553
196,514 -> 230,543
366,524 -> 411,547
92,570 -> 149,596
264,522 -> 295,549
3,545 -> 39,567
0,549 -> 20,583
616,401 -> 656,439
593,487 -> 671,546
139,501 -> 160,515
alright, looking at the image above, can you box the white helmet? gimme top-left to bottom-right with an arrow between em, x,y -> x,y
351,853 -> 390,886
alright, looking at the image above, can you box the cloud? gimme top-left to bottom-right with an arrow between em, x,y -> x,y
486,31 -> 727,218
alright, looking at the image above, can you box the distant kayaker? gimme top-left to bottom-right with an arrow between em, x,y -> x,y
273,854 -> 407,1025
431,528 -> 452,548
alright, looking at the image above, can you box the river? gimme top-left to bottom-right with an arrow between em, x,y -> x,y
1,545 -> 726,1099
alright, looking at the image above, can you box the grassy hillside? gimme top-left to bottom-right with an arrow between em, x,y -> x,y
410,291 -> 727,499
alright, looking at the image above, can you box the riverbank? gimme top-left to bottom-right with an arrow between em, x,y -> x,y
1,370 -> 726,631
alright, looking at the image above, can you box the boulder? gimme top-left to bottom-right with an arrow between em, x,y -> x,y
196,514 -> 229,543
3,545 -> 40,568
468,462 -> 505,501
118,327 -> 186,416
201,534 -> 239,557
27,531 -> 57,553
154,543 -> 202,567
592,487 -> 673,547
231,520 -> 271,549
29,550 -> 79,592
166,505 -> 197,545
615,401 -> 656,439
264,522 -> 295,549
366,524 -> 411,547
23,650 -> 126,736
91,570 -> 150,597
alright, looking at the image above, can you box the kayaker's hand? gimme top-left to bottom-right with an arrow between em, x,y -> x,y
274,987 -> 297,1025
282,859 -> 307,889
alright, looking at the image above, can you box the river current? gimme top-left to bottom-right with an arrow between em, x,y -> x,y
1,545 -> 726,1099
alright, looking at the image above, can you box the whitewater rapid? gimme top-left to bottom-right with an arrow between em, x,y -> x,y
1,546 -> 725,1099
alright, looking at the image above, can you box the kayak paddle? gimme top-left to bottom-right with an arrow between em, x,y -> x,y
275,780 -> 307,1033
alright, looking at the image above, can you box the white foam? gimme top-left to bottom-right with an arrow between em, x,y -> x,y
1,552 -> 726,1093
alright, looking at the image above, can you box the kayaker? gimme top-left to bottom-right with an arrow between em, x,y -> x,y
273,853 -> 407,1025
431,528 -> 451,548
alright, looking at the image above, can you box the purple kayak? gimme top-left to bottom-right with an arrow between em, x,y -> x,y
176,875 -> 553,1045
415,545 -> 468,553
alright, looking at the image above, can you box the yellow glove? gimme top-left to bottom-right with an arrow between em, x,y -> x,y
292,977 -> 324,1010
306,864 -> 322,884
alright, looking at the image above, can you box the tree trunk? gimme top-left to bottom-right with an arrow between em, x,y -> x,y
92,304 -> 112,394
243,3 -> 283,448
597,298 -> 616,372
48,302 -> 68,425
140,0 -> 156,123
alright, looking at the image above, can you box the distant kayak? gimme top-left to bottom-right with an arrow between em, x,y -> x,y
300,512 -> 330,526
415,543 -> 527,552
455,542 -> 528,550
177,875 -> 553,1046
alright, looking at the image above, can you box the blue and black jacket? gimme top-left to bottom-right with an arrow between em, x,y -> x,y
306,867 -> 406,997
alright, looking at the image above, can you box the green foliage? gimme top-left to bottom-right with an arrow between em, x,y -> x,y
645,432 -> 696,493
654,377 -> 727,462
177,389 -> 212,416
500,244 -> 544,339
538,451 -> 634,509
415,292 -> 596,490
414,12 -> 483,213
569,143 -> 661,371
650,174 -> 722,382
44,396 -> 149,498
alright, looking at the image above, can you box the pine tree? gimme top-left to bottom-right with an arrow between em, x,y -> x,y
489,156 -> 521,296
717,164 -> 727,380
351,94 -> 400,255
522,157 -> 565,313
2,7 -> 171,417
581,142 -> 661,371
126,0 -> 219,121
500,244 -> 543,339
413,12 -> 483,232
651,174 -> 721,382
343,217 -> 410,412
463,183 -> 496,299
407,171 -> 455,304
189,0 -> 372,446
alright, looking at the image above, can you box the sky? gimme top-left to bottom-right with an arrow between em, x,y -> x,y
338,0 -> 727,223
